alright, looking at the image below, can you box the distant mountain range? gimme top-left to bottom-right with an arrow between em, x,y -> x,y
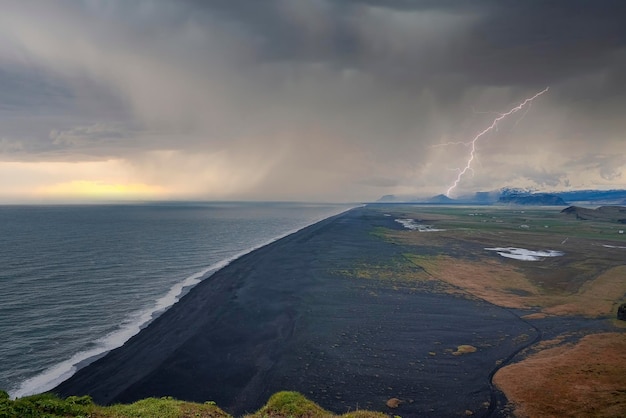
376,188 -> 626,206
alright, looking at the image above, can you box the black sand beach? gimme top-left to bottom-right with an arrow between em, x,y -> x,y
53,207 -> 540,417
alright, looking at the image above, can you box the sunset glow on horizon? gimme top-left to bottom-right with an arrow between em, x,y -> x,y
37,180 -> 165,200
0,160 -> 169,202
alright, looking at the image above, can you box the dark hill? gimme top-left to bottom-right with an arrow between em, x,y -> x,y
561,206 -> 626,223
428,194 -> 456,203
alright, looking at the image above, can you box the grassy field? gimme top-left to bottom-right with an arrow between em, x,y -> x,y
0,390 -> 388,418
356,205 -> 626,417
363,205 -> 626,319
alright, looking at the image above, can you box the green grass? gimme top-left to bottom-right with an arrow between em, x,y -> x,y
366,205 -> 626,315
0,391 -> 96,418
0,391 -> 387,418
245,391 -> 332,418
384,206 -> 626,241
104,397 -> 229,418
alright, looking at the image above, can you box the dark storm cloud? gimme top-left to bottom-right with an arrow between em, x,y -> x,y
0,67 -> 70,111
169,0 -> 626,147
455,1 -> 626,94
180,0 -> 626,87
566,154 -> 625,181
0,0 -> 624,201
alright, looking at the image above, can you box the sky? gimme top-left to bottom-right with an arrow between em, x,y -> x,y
0,0 -> 625,203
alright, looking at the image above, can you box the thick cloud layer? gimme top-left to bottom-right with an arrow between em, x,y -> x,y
0,0 -> 624,201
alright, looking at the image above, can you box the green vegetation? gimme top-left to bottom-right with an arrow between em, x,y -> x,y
362,206 -> 626,317
0,390 -> 387,418
245,391 -> 331,417
0,391 -> 98,418
384,206 -> 626,240
0,390 -> 229,418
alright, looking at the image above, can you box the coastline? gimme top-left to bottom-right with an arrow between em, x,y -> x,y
52,206 -> 541,416
11,204 -> 353,399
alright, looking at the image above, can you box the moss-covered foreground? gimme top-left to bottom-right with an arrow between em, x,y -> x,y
0,390 -> 387,418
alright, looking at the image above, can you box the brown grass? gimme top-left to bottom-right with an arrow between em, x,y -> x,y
401,254 -> 626,318
542,266 -> 626,317
404,254 -> 539,309
493,333 -> 626,417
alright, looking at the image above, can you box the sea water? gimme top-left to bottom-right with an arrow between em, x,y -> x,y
0,202 -> 351,398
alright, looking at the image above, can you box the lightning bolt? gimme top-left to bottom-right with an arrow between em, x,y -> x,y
444,87 -> 549,197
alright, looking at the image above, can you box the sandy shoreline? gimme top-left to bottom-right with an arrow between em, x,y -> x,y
52,206 -> 620,416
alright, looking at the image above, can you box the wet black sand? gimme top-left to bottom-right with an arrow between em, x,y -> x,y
54,206 -> 542,417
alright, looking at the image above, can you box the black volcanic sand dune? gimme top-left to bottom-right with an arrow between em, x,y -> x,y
54,207 -> 538,417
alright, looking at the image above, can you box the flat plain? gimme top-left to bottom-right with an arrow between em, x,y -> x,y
362,204 -> 626,417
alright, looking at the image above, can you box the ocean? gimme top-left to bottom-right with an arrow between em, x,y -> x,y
0,202 -> 351,398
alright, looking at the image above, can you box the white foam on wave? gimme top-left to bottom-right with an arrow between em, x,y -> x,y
395,218 -> 445,232
10,262 -> 224,399
11,205 -> 356,399
485,247 -> 564,261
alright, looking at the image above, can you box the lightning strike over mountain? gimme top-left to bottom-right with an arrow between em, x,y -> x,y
445,87 -> 549,197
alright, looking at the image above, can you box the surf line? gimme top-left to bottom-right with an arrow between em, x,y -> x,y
12,205 -> 357,399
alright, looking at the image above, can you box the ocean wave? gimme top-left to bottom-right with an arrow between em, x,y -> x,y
10,205 -> 354,399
